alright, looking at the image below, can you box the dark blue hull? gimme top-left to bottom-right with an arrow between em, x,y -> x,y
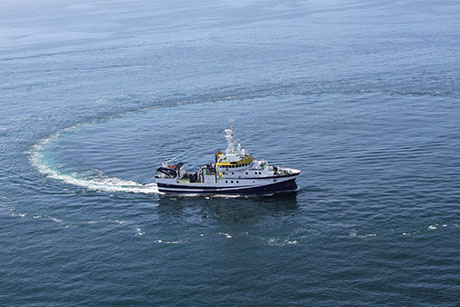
157,178 -> 298,195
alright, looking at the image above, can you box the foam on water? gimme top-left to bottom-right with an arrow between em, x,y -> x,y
80,219 -> 126,225
135,227 -> 145,236
349,228 -> 377,238
218,232 -> 233,239
11,212 -> 26,218
28,126 -> 159,194
49,217 -> 62,223
165,241 -> 187,244
267,238 -> 299,246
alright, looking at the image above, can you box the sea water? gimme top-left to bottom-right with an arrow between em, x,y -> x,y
1,0 -> 460,305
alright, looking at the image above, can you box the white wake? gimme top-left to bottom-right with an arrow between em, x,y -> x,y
28,126 -> 159,194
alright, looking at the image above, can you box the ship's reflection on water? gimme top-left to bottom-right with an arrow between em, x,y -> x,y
157,192 -> 299,224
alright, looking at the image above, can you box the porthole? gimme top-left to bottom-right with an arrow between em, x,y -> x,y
232,172 -> 234,175
245,172 -> 248,175
225,180 -> 228,183
236,181 -> 239,183
231,181 -> 233,183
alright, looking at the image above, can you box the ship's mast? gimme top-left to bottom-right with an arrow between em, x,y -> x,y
225,119 -> 237,154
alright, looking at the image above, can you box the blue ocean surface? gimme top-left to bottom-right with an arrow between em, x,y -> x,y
1,0 -> 460,305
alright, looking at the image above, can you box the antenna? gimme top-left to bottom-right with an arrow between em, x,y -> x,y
165,157 -> 177,163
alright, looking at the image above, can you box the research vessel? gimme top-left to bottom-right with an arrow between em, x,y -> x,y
154,121 -> 301,195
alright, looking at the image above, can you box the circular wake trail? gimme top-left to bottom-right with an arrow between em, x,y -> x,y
28,127 -> 159,194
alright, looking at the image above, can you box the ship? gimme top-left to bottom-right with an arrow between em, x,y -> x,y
154,121 -> 301,195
